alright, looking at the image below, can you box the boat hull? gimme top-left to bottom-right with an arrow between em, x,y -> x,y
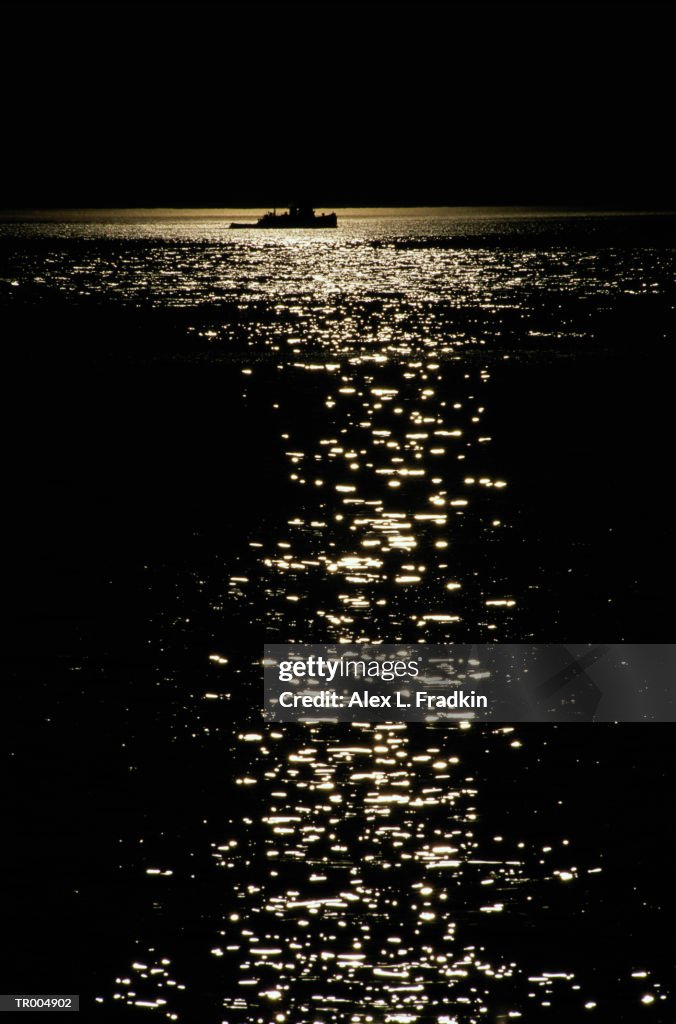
230,223 -> 337,229
230,212 -> 338,229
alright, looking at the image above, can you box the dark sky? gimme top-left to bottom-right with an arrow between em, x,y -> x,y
2,2 -> 674,208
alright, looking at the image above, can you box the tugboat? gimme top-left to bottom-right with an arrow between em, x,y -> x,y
230,203 -> 337,229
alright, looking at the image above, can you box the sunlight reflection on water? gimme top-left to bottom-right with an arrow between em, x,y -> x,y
3,213 -> 673,1021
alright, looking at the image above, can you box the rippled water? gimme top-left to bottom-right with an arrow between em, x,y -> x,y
104,722 -> 672,1022
4,212 -> 674,639
3,211 -> 673,314
2,211 -> 675,1020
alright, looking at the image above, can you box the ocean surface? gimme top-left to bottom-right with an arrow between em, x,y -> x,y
2,210 -> 675,1021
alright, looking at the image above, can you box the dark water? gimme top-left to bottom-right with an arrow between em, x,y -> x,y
2,212 -> 675,1021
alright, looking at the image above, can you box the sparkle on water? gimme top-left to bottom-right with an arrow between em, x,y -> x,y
3,211 -> 672,1021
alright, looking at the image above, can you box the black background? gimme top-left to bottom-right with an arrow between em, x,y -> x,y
2,1 -> 675,209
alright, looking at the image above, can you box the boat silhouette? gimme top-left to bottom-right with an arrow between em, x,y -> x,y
230,203 -> 337,229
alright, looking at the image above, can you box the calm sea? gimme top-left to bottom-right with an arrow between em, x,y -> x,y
1,211 -> 675,1021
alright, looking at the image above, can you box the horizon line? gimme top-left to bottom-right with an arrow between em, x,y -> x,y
2,204 -> 676,222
